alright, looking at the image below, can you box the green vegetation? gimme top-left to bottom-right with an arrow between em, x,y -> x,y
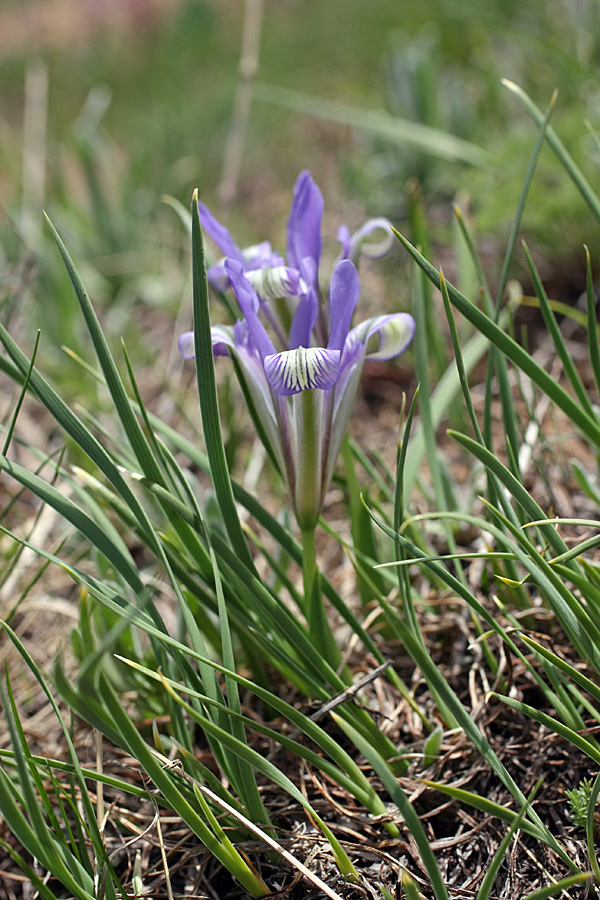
3,1 -> 600,896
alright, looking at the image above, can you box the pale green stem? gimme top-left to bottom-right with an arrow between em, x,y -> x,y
301,525 -> 340,669
293,389 -> 340,667
293,388 -> 322,532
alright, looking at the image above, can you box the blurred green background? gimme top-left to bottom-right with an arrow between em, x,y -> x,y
2,0 -> 600,361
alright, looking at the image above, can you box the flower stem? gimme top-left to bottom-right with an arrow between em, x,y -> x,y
293,389 -> 323,531
301,525 -> 340,668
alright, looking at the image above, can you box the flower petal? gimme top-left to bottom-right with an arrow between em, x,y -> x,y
264,346 -> 340,396
327,259 -> 361,352
178,330 -> 196,359
350,313 -> 415,360
289,281 -> 318,350
286,171 -> 323,280
197,201 -> 244,262
322,339 -> 365,491
244,266 -> 303,301
177,324 -> 236,359
344,218 -> 395,262
225,259 -> 277,361
206,262 -> 231,292
242,241 -> 283,269
336,224 -> 351,259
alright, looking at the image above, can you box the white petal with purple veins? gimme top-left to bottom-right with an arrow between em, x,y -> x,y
264,346 -> 340,395
245,266 -> 302,301
351,313 -> 415,361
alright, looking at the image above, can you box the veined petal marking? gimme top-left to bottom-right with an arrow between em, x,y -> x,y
350,313 -> 415,361
264,346 -> 340,396
245,266 -> 302,301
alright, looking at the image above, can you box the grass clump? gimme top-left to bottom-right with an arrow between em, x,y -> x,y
3,59 -> 600,899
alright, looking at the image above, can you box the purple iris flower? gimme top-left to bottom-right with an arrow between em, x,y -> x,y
179,173 -> 415,530
197,199 -> 302,302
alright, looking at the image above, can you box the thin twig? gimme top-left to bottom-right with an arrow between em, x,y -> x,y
194,782 -> 347,900
218,0 -> 264,210
309,660 -> 392,722
22,58 -> 48,243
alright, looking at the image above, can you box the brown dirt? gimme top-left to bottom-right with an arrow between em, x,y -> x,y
0,0 -> 185,56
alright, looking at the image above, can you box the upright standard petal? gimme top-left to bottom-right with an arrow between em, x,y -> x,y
327,259 -> 361,352
197,201 -> 244,263
286,171 -> 324,279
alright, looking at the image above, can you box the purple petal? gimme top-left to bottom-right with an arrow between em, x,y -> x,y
337,224 -> 352,260
178,324 -> 236,359
206,261 -> 231,292
178,330 -> 196,359
197,201 -> 244,262
286,171 -> 323,279
242,241 -> 283,270
351,313 -> 415,360
327,259 -> 361,352
289,284 -> 318,350
322,339 -> 365,491
224,259 -> 277,362
330,335 -> 364,414
264,346 -> 340,396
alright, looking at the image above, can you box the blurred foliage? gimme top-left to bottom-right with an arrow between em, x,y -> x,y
1,0 -> 600,365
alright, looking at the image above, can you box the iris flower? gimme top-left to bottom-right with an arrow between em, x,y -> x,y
179,172 -> 415,531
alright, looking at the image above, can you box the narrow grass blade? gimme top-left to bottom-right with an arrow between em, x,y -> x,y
2,621 -> 125,891
2,329 -> 41,456
194,783 -> 347,900
393,231 -> 600,450
402,325 -> 506,494
159,675 -> 359,880
411,232 -> 463,583
522,241 -> 593,415
363,512 -> 581,868
586,772 -> 600,882
0,456 -> 147,597
43,214 -> 165,489
519,635 -> 600,706
121,656 -> 395,826
394,388 -> 422,636
341,438 -> 384,600
421,780 -> 546,842
491,693 -> 600,766
0,837 -> 60,900
585,246 -> 600,402
208,537 -> 271,830
0,322 -> 165,556
189,189 -> 254,571
336,715 -> 449,900
447,431 -> 569,557
0,678 -> 96,900
521,874 -> 591,900
255,83 -> 488,165
502,80 -> 600,225
495,89 -> 557,315
95,672 -> 271,897
476,779 -> 542,900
